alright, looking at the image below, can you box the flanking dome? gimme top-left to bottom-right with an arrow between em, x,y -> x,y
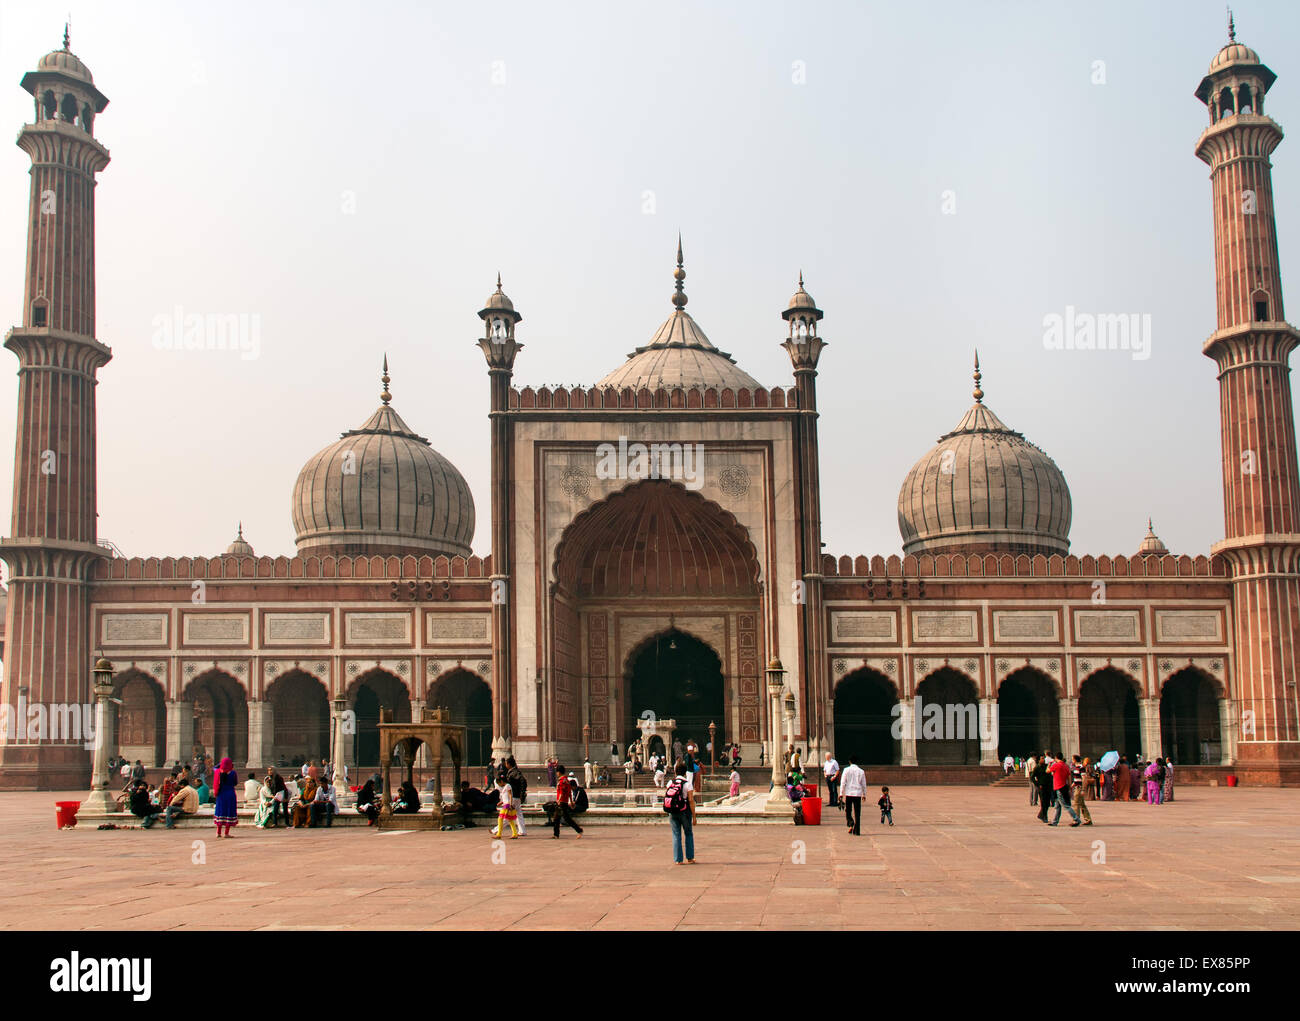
291,360 -> 475,557
225,523 -> 254,557
596,239 -> 763,391
897,355 -> 1071,557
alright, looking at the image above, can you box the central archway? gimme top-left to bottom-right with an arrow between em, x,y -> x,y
1160,668 -> 1221,764
428,669 -> 492,769
625,629 -> 724,755
266,670 -> 329,767
551,479 -> 763,756
349,669 -> 410,770
915,668 -> 980,765
997,668 -> 1060,760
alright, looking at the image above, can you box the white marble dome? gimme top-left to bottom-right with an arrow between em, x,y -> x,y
897,367 -> 1071,557
291,371 -> 474,557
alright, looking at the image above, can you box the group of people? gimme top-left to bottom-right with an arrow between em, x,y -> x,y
1026,753 -> 1096,826
119,756 -> 241,832
1024,751 -> 1175,820
1100,755 -> 1175,804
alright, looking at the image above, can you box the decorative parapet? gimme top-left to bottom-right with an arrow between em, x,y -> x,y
507,384 -> 799,411
820,551 -> 1225,579
90,553 -> 493,581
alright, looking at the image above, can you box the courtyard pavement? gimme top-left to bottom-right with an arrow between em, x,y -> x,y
2,785 -> 1298,930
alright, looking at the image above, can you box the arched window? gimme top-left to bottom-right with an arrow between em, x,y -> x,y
1219,87 -> 1236,117
81,103 -> 93,134
42,90 -> 56,120
1252,289 -> 1270,322
30,298 -> 48,328
1238,84 -> 1253,115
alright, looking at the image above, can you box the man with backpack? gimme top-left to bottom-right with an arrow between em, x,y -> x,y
663,759 -> 695,864
550,766 -> 584,838
505,756 -> 528,836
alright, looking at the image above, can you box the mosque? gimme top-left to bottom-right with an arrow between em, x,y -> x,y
1,23 -> 1298,789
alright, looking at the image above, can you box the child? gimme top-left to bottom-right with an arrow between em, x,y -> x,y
492,777 -> 519,839
878,786 -> 894,826
728,768 -> 740,799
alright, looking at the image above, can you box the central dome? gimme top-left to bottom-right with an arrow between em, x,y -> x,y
897,356 -> 1071,557
291,361 -> 475,557
596,240 -> 763,391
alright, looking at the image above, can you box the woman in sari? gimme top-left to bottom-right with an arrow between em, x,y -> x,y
1115,759 -> 1130,801
1130,759 -> 1144,801
1101,768 -> 1115,801
253,777 -> 276,828
1163,759 -> 1175,802
1143,759 -> 1161,804
212,756 -> 240,837
393,780 -> 421,814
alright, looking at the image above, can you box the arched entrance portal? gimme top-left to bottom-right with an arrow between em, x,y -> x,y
267,670 -> 329,767
1160,669 -> 1221,764
915,669 -> 981,765
1078,669 -> 1140,759
833,668 -> 899,766
428,669 -> 492,769
350,670 -> 410,770
115,670 -> 165,767
997,668 -> 1060,760
626,630 -> 724,755
552,479 -> 762,758
185,670 -> 248,765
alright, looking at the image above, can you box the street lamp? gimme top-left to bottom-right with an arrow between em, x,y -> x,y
583,722 -> 590,762
84,656 -> 118,813
765,658 -> 786,808
708,720 -> 716,775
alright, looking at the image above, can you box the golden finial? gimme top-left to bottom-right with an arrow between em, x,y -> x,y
672,233 -> 687,310
972,349 -> 984,403
381,354 -> 391,405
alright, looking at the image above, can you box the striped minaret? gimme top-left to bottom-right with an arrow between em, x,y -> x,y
1197,18 -> 1300,780
0,31 -> 112,789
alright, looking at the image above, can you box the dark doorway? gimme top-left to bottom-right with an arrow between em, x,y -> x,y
915,668 -> 981,765
186,670 -> 247,765
997,669 -> 1060,759
267,670 -> 329,767
833,669 -> 899,766
625,629 -> 724,754
351,670 -> 411,769
1078,669 -> 1140,759
1160,669 -> 1221,764
428,669 -> 493,770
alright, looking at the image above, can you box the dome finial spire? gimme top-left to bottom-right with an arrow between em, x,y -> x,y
381,353 -> 391,405
972,349 -> 984,403
63,19 -> 70,51
237,520 -> 244,540
672,233 -> 688,310
1228,7 -> 1236,42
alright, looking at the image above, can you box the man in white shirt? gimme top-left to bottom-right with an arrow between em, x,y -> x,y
838,756 -> 867,835
823,752 -> 841,811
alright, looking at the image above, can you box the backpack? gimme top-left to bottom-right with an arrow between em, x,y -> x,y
508,770 -> 526,803
663,776 -> 688,814
572,785 -> 589,814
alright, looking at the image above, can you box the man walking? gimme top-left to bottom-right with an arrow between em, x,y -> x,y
839,755 -> 866,835
823,751 -> 841,811
1049,751 -> 1080,827
551,766 -> 583,839
1032,754 -> 1052,822
1070,755 -> 1093,825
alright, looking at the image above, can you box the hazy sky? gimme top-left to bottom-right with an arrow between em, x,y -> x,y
1,0 -> 1298,562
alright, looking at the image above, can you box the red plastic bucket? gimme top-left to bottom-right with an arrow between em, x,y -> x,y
54,801 -> 81,829
803,783 -> 818,799
801,796 -> 822,825
1226,775 -> 1239,787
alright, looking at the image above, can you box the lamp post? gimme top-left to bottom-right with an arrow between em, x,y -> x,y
84,657 -> 118,813
708,721 -> 716,775
583,722 -> 590,763
765,658 -> 788,810
783,691 -> 797,766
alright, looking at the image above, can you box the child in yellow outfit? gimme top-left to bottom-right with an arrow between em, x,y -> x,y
492,777 -> 519,839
